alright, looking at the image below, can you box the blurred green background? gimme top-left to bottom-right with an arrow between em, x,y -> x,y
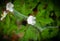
0,0 -> 60,41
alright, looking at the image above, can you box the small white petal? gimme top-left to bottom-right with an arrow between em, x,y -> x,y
6,2 -> 14,12
27,15 -> 36,25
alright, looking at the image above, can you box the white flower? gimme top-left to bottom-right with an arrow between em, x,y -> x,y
27,15 -> 36,25
0,11 -> 7,20
6,2 -> 14,12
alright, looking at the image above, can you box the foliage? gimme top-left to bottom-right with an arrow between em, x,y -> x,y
0,0 -> 60,41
